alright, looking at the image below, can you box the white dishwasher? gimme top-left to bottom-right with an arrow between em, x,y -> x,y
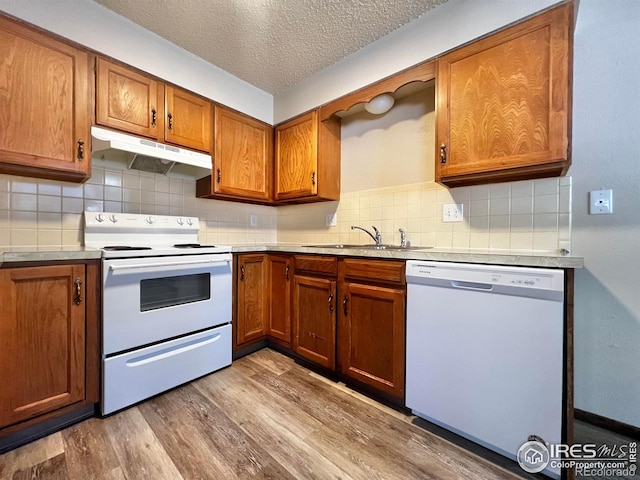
405,261 -> 565,479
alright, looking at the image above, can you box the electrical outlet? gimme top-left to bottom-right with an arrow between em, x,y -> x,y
326,213 -> 337,227
589,190 -> 613,215
443,203 -> 464,222
250,214 -> 258,227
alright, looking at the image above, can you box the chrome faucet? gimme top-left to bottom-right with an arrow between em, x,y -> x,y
351,225 -> 382,245
399,228 -> 407,248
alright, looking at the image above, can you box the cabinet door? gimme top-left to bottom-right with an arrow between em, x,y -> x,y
0,17 -> 90,181
338,282 -> 405,398
268,255 -> 292,345
436,3 -> 572,187
164,86 -> 213,153
275,111 -> 318,200
96,57 -> 164,139
0,265 -> 86,428
236,254 -> 268,346
213,106 -> 273,201
293,275 -> 336,369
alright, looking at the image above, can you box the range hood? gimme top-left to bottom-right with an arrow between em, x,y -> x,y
91,126 -> 212,175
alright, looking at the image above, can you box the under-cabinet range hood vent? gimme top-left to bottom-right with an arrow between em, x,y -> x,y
91,126 -> 212,175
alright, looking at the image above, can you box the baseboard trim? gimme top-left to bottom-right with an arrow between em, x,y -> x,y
575,408 -> 640,440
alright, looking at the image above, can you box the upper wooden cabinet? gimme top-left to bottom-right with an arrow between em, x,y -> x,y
196,105 -> 273,202
436,3 -> 573,187
275,110 -> 340,203
0,16 -> 90,182
96,58 -> 212,153
96,57 -> 164,139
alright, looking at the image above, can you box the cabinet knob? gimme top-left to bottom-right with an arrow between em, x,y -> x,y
77,140 -> 85,161
167,113 -> 173,130
151,108 -> 157,127
285,265 -> 290,281
240,265 -> 245,281
311,171 -> 316,186
73,278 -> 82,305
440,143 -> 447,165
217,168 -> 221,183
328,292 -> 334,313
343,295 -> 349,316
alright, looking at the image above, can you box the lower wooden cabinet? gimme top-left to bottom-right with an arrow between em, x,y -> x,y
0,262 -> 99,433
338,282 -> 405,398
268,255 -> 292,345
292,275 -> 336,369
236,254 -> 268,346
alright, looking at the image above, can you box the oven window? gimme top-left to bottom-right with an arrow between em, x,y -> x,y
140,273 -> 210,311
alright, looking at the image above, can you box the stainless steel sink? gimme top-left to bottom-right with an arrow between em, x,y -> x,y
304,244 -> 432,250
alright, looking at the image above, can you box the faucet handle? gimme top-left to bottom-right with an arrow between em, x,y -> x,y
371,226 -> 382,244
399,228 -> 407,247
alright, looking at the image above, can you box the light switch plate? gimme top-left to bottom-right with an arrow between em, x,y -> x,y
443,203 -> 464,222
250,214 -> 258,227
326,213 -> 337,227
589,189 -> 613,214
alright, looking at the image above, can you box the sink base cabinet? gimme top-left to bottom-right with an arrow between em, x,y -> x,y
0,261 -> 100,450
338,283 -> 405,398
293,275 -> 336,370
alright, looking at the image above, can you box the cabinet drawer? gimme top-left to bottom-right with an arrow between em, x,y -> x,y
294,255 -> 337,277
340,258 -> 405,285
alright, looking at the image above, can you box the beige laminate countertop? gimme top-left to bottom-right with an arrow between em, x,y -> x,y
0,244 -> 583,269
232,244 -> 584,269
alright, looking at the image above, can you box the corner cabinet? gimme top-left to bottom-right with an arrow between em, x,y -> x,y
436,3 -> 573,187
96,57 -> 212,153
0,16 -> 90,182
275,110 -> 341,203
0,261 -> 100,435
197,106 -> 273,203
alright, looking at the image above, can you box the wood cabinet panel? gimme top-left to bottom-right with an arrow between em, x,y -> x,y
338,282 -> 405,398
236,254 -> 268,346
0,265 -> 85,428
293,275 -> 336,369
268,255 -> 292,345
164,86 -> 212,152
0,16 -> 89,182
96,57 -> 164,138
197,106 -> 273,202
294,255 -> 338,277
436,3 -> 572,187
340,258 -> 405,285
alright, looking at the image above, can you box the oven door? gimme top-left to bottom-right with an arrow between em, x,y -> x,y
103,253 -> 232,355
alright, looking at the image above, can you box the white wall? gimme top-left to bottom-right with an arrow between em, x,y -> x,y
274,0 -> 559,123
0,0 -> 273,124
571,0 -> 640,428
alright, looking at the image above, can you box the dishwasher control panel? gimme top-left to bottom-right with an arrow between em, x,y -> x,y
406,261 -> 563,292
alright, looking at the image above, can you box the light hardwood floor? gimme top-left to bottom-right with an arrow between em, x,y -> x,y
0,348 -> 610,479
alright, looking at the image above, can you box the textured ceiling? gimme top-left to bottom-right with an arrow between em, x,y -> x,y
92,0 -> 447,94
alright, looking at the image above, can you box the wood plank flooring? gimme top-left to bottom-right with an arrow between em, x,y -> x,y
0,348 -> 632,479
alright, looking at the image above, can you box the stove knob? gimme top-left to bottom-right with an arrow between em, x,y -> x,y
96,213 -> 105,223
145,216 -> 155,225
109,214 -> 118,223
177,217 -> 184,225
186,218 -> 193,226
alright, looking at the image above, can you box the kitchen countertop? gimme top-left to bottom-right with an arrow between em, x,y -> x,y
0,244 -> 583,268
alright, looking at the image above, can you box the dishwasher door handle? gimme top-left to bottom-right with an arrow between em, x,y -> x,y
450,280 -> 493,291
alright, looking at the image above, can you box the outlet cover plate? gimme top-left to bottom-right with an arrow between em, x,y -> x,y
443,203 -> 464,222
326,213 -> 337,227
589,189 -> 613,214
250,214 -> 258,227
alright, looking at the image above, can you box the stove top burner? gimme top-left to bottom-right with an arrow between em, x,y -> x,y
173,243 -> 217,249
103,246 -> 153,251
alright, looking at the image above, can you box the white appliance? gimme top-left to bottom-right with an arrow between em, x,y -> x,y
84,211 -> 232,415
91,126 -> 212,175
405,261 -> 565,479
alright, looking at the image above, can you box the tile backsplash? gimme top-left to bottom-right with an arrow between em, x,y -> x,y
0,165 -> 277,247
277,177 -> 572,254
0,165 -> 571,254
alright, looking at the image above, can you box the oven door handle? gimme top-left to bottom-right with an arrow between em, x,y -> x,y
108,259 -> 230,273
